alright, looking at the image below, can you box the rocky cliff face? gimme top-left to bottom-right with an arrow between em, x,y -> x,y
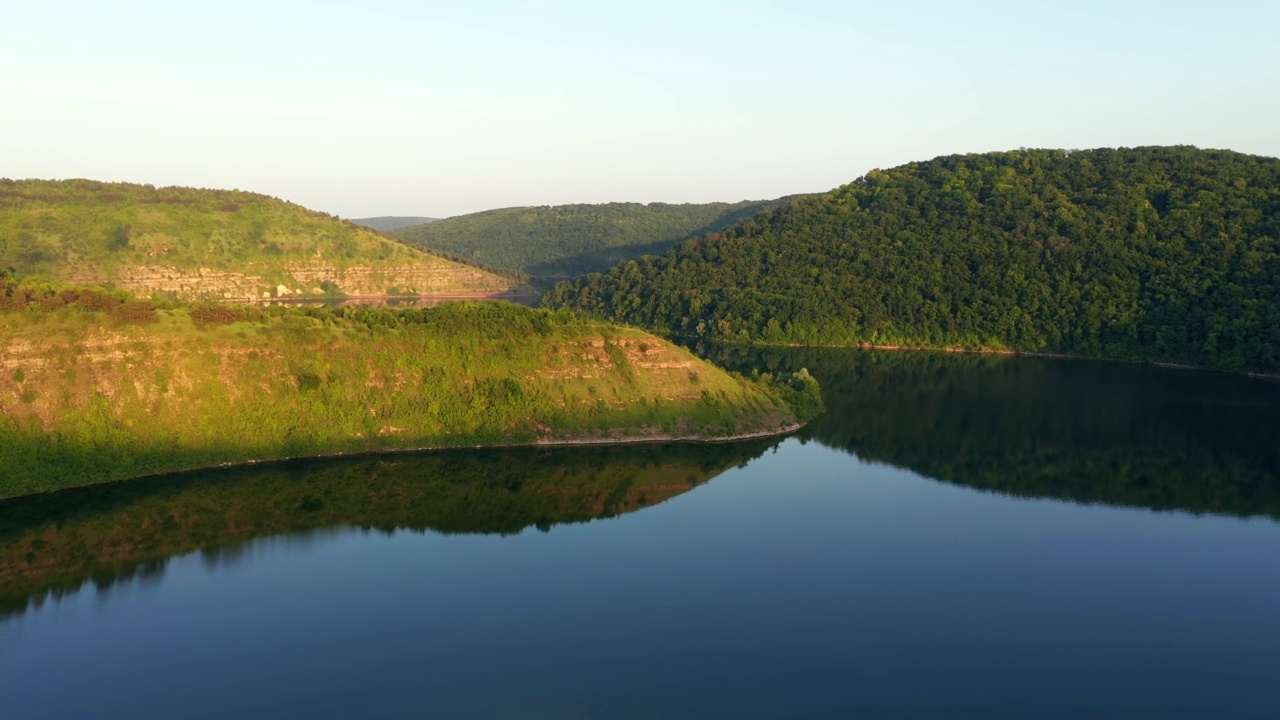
112,266 -> 266,300
284,261 -> 509,297
109,259 -> 511,301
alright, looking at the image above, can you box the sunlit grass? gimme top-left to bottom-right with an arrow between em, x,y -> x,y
0,301 -> 816,498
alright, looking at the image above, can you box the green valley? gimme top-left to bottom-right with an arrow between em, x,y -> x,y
391,198 -> 798,281
546,147 -> 1280,374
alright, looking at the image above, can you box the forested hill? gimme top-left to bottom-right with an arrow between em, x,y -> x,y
390,199 -> 798,279
0,180 -> 512,300
546,147 -> 1280,374
351,216 -> 437,231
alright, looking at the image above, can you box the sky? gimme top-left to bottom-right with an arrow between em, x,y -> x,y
3,0 -> 1278,218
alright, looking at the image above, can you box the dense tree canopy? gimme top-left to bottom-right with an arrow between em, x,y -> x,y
391,199 -> 797,279
546,147 -> 1280,373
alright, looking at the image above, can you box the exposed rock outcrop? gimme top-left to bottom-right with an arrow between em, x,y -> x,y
106,261 -> 511,301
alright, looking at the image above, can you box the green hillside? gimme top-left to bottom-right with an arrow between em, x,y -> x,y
0,280 -> 817,498
546,147 -> 1280,374
391,199 -> 796,280
0,179 -> 513,300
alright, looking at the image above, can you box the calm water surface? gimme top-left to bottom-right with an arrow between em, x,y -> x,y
2,350 -> 1279,719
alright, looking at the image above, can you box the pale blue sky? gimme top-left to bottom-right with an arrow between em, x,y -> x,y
3,1 -> 1277,217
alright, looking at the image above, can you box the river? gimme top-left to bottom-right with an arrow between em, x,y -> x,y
2,349 -> 1278,718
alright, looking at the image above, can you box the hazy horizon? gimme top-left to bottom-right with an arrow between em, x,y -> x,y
4,0 -> 1278,218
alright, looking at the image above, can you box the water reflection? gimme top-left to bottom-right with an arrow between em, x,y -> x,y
705,345 -> 1280,518
5,350 -> 1279,719
6,348 -> 1280,624
0,441 -> 775,619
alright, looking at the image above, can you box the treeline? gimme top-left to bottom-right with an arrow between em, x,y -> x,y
547,147 -> 1280,373
392,199 -> 798,279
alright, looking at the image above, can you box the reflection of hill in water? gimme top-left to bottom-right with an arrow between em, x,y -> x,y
709,346 -> 1280,518
0,442 -> 773,618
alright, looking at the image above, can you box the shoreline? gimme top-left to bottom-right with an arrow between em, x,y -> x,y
710,340 -> 1280,382
1,421 -> 806,502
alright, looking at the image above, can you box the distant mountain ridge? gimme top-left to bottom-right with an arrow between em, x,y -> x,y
351,216 -> 438,232
390,198 -> 804,280
0,180 -> 510,300
546,146 -> 1280,374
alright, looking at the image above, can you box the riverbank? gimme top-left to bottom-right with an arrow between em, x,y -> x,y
205,420 -> 807,469
8,421 -> 807,502
704,339 -> 1280,382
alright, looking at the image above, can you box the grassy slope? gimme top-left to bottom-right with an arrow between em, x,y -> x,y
0,179 -> 512,299
391,199 -> 798,279
0,441 -> 775,616
0,302 -> 812,498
